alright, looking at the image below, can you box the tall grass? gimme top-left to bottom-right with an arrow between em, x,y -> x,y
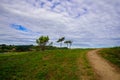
0,49 -> 94,80
99,47 -> 120,67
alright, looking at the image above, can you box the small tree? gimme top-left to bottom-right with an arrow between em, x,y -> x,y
57,37 -> 65,47
64,41 -> 69,48
64,40 -> 72,48
68,40 -> 72,48
36,36 -> 49,51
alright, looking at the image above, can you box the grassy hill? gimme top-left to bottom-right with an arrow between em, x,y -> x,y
99,47 -> 120,67
0,49 -> 95,80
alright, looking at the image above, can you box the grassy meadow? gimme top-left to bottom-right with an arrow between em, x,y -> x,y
99,47 -> 120,67
0,49 -> 95,80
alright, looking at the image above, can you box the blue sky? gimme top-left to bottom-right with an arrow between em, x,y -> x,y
0,0 -> 120,48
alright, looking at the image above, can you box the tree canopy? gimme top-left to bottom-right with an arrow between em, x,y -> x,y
57,37 -> 65,47
36,36 -> 49,51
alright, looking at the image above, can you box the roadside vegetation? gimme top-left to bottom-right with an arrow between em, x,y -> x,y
99,47 -> 120,67
0,49 -> 95,80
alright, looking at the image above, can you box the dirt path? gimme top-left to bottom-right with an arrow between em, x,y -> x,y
87,49 -> 120,80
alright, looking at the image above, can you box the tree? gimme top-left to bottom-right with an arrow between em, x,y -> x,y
0,44 -> 6,52
57,37 -> 65,47
64,40 -> 72,48
36,36 -> 49,51
64,41 -> 69,48
68,40 -> 72,48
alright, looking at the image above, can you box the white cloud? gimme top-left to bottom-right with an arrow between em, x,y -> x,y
0,0 -> 120,48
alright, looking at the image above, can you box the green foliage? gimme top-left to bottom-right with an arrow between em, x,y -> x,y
100,47 -> 120,67
0,44 -> 33,52
36,36 -> 49,45
57,37 -> 65,47
64,40 -> 72,48
0,49 -> 94,80
15,45 -> 33,52
0,44 -> 15,52
36,36 -> 49,51
64,41 -> 69,47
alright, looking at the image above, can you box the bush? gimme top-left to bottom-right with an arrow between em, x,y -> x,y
15,45 -> 33,52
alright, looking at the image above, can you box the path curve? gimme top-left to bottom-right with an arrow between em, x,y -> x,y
87,49 -> 120,80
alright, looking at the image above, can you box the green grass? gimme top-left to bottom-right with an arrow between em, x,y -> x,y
99,47 -> 120,67
77,49 -> 95,80
0,49 -> 94,80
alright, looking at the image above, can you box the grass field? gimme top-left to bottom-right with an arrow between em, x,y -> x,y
0,49 -> 95,80
99,47 -> 120,67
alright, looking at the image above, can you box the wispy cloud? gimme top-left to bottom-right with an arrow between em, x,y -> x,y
0,0 -> 120,48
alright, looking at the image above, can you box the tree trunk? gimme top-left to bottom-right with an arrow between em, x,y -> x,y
69,44 -> 72,49
60,42 -> 62,47
40,44 -> 45,51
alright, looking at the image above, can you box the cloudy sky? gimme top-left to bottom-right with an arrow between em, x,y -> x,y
0,0 -> 120,48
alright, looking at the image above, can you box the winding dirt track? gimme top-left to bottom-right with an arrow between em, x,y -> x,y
87,49 -> 120,80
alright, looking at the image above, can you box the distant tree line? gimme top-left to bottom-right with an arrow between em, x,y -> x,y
0,35 -> 73,52
0,44 -> 33,52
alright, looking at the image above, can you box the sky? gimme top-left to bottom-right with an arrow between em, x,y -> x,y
0,0 -> 120,48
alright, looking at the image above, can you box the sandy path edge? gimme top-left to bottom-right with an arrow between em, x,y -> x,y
87,49 -> 120,80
